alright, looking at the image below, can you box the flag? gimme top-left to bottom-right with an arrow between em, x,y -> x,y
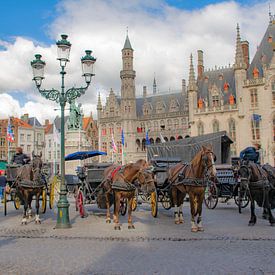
160,132 -> 166,143
145,130 -> 150,145
7,118 -> 15,142
121,129 -> 125,146
111,133 -> 117,153
252,114 -> 261,122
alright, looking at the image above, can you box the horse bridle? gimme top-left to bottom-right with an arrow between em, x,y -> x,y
137,169 -> 155,186
202,151 -> 216,177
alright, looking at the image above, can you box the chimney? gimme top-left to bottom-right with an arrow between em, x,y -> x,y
44,119 -> 50,126
143,86 -> 147,97
21,113 -> 29,122
197,50 -> 204,80
182,79 -> 186,94
241,40 -> 249,69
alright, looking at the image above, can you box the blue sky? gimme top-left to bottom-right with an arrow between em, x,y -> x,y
0,0 -> 265,45
0,0 -> 272,121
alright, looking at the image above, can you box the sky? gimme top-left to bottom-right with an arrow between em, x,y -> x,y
0,0 -> 272,123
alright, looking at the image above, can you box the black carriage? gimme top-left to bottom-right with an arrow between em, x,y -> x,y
147,131 -> 249,213
3,163 -> 52,216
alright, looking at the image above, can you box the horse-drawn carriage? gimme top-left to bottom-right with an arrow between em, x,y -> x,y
3,155 -> 54,223
147,131 -> 249,214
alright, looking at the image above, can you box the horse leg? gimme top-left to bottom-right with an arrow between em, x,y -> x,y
27,193 -> 32,219
248,198 -> 257,226
197,191 -> 205,232
172,188 -> 179,224
22,191 -> 28,225
262,191 -> 275,226
128,196 -> 135,229
189,192 -> 198,232
35,192 -> 41,224
105,192 -> 111,224
178,192 -> 185,224
113,191 -> 121,230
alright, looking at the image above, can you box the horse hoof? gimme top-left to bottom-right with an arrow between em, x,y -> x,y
114,225 -> 121,230
179,219 -> 184,224
198,227 -> 204,232
191,227 -> 198,232
106,219 -> 111,224
128,225 -> 135,229
35,220 -> 41,224
175,220 -> 180,225
248,222 -> 255,226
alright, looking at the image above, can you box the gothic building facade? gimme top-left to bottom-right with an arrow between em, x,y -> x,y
188,19 -> 275,165
97,35 -> 189,163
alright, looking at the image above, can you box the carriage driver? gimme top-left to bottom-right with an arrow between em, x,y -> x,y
12,147 -> 30,165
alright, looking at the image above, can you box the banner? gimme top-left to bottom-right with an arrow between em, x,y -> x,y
7,118 -> 15,142
111,133 -> 117,153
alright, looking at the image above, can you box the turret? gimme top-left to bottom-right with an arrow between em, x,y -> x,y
97,93 -> 102,121
153,76 -> 157,94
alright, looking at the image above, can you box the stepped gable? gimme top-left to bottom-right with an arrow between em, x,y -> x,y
197,67 -> 236,105
247,22 -> 275,79
136,91 -> 187,117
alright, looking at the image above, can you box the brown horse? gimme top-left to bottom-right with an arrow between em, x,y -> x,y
167,145 -> 216,232
102,159 -> 151,224
15,153 -> 44,225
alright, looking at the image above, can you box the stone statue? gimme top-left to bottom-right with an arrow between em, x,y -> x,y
68,100 -> 83,130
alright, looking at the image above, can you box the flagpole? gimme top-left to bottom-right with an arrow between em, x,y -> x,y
122,144 -> 125,165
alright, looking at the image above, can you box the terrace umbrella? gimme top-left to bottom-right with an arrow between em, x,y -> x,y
65,150 -> 107,161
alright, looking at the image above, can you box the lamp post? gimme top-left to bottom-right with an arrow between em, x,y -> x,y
31,34 -> 96,228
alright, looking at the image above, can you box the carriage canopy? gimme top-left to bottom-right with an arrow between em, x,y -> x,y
147,131 -> 233,165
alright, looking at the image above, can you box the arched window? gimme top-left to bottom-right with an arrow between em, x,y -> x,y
164,137 -> 168,142
213,120 -> 219,133
156,137 -> 161,144
142,139 -> 146,151
149,138 -> 154,144
198,122 -> 204,136
251,120 -> 260,140
178,136 -> 183,140
229,119 -> 236,141
136,139 -> 141,152
170,136 -> 175,141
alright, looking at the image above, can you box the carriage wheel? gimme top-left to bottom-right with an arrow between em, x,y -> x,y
132,196 -> 137,211
49,181 -> 55,210
77,190 -> 86,218
13,194 -> 21,210
41,188 -> 47,214
204,181 -> 218,209
119,198 -> 127,216
150,190 -> 158,218
161,193 -> 172,210
234,185 -> 250,213
3,189 -> 7,216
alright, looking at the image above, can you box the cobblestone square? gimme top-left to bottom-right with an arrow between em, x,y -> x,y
0,198 -> 274,274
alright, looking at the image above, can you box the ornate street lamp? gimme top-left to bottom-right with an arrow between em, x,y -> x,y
31,34 -> 96,228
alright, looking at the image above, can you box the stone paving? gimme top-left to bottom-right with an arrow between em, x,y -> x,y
0,198 -> 274,274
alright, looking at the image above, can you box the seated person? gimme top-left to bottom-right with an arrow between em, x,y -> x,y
12,147 -> 30,165
240,146 -> 260,164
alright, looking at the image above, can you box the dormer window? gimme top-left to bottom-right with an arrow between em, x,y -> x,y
212,95 -> 220,107
156,101 -> 165,113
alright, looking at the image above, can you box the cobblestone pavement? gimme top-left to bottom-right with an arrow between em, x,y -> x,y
0,198 -> 274,274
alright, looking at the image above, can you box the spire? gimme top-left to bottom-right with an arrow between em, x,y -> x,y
234,24 -> 246,70
153,74 -> 157,94
188,53 -> 197,91
123,33 -> 133,50
97,93 -> 102,110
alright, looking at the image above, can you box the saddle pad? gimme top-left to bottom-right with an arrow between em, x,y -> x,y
112,180 -> 136,191
19,180 -> 45,188
111,166 -> 122,181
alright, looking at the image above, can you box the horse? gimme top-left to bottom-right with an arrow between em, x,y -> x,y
15,152 -> 45,225
101,160 -> 155,229
238,161 -> 275,226
101,159 -> 151,224
166,145 -> 216,232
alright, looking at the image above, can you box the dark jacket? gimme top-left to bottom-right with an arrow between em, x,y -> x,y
0,176 -> 7,187
12,153 -> 30,165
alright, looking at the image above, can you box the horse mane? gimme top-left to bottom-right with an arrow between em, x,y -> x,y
249,162 -> 268,181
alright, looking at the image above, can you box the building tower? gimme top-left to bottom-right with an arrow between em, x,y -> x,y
233,24 -> 247,117
187,53 -> 198,132
153,75 -> 157,94
120,33 -> 137,162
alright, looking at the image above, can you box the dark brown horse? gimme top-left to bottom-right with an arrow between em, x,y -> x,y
239,161 -> 275,226
167,145 -> 216,232
15,153 -> 44,225
101,160 -> 155,229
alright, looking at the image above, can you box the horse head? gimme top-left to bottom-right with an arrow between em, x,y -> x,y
197,145 -> 217,178
31,154 -> 43,182
136,168 -> 156,194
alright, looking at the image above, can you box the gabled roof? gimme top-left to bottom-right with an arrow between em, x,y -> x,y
247,22 -> 275,79
13,118 -> 32,129
197,67 -> 236,104
28,117 -> 42,127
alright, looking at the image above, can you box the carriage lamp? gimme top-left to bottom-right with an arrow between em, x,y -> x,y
30,34 -> 96,229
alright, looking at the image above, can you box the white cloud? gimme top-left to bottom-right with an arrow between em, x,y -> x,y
0,0 -> 273,122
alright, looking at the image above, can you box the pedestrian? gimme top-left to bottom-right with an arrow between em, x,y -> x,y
12,147 -> 30,165
0,171 -> 7,202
